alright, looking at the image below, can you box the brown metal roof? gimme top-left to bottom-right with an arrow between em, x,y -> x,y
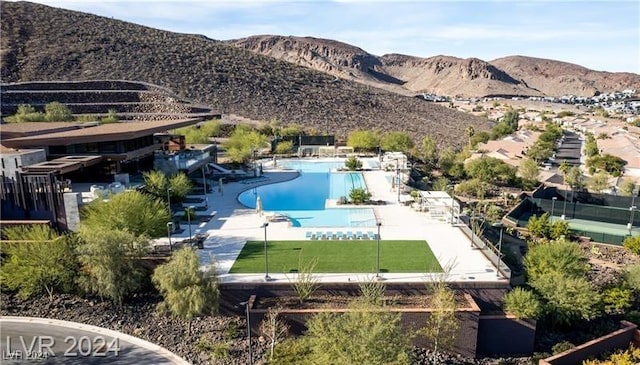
2,118 -> 201,148
0,122 -> 83,139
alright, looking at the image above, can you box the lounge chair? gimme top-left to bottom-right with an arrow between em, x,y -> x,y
355,231 -> 364,240
305,231 -> 313,240
335,231 -> 344,240
318,231 -> 327,240
326,231 -> 335,240
367,231 -> 376,240
345,231 -> 354,240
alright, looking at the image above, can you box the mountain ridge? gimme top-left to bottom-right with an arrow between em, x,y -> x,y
227,34 -> 639,98
0,1 -> 490,148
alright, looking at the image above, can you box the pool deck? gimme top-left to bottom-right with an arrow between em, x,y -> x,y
176,163 -> 507,284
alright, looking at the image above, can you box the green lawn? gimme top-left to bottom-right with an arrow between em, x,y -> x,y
229,240 -> 442,274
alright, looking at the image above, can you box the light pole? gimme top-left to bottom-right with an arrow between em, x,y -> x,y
629,205 -> 637,234
551,196 -> 557,217
492,222 -> 503,278
376,221 -> 382,279
166,221 -> 174,251
238,300 -> 253,365
167,187 -> 172,215
187,205 -> 195,242
395,158 -> 401,203
202,166 -> 207,194
262,222 -> 270,281
562,189 -> 569,220
447,184 -> 456,226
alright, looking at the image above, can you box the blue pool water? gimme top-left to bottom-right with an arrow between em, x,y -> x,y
238,159 -> 377,227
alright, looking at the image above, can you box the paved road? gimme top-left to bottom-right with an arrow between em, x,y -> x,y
0,317 -> 188,364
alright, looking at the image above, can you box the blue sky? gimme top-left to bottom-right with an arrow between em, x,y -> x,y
31,0 -> 640,73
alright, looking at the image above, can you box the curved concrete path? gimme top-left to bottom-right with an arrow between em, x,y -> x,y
0,317 -> 188,364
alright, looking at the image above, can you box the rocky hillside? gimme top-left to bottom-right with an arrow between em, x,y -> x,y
228,35 -> 639,98
490,56 -> 640,97
379,54 -> 540,97
0,1 -> 489,148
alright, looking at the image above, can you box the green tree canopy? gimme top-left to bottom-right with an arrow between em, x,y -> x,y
587,154 -> 627,176
152,248 -> 219,322
346,130 -> 380,152
300,302 -> 411,365
0,225 -> 77,300
344,156 -> 363,171
464,156 -> 516,185
619,179 -> 637,197
418,135 -> 438,167
81,190 -> 170,238
563,166 -> 584,190
524,238 -> 589,283
77,226 -> 150,305
504,287 -> 542,319
44,101 -> 73,122
518,158 -> 540,190
530,271 -> 601,326
274,140 -> 294,154
380,131 -> 414,153
587,171 -> 610,193
223,127 -> 269,163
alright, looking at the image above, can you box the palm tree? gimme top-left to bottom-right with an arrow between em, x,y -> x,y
465,125 -> 475,150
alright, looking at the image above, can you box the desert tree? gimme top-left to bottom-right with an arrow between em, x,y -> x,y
587,171 -> 610,193
302,301 -> 410,365
77,226 -> 150,305
274,140 -> 294,154
421,261 -> 459,362
143,170 -> 192,203
81,190 -> 170,238
168,172 -> 193,201
44,101 -> 73,122
518,158 -> 540,190
259,307 -> 290,361
0,225 -> 77,300
152,247 -> 219,334
563,166 -> 584,190
380,131 -> 414,154
524,238 -> 589,282
346,130 -> 380,152
344,156 -> 363,171
619,179 -> 637,197
419,135 -> 438,168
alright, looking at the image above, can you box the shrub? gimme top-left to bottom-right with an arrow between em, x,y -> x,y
358,277 -> 386,306
551,341 -> 574,355
274,140 -> 294,154
289,256 -> 320,303
504,287 -> 542,319
524,239 -> 589,282
601,287 -> 633,315
623,235 -> 640,255
345,156 -> 363,170
349,187 -> 371,204
625,264 -> 640,291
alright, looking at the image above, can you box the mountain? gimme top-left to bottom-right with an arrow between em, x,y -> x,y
228,35 -> 639,98
490,56 -> 640,97
0,1 -> 489,148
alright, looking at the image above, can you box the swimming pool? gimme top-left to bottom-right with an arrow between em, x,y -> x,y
238,159 -> 377,227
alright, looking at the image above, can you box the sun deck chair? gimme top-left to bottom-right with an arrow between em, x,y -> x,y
326,231 -> 335,240
355,231 -> 364,240
345,231 -> 354,240
318,231 -> 327,240
305,231 -> 314,240
335,231 -> 344,240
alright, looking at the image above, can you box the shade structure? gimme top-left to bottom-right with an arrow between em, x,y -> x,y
256,195 -> 263,216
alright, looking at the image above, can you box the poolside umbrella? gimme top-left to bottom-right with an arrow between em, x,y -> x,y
256,195 -> 263,216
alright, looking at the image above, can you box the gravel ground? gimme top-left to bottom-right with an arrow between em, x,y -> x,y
0,293 -> 532,365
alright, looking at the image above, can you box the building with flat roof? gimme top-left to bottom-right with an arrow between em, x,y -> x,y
0,118 -> 202,230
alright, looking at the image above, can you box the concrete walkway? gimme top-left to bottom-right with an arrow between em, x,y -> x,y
0,317 -> 188,364
176,159 -> 506,284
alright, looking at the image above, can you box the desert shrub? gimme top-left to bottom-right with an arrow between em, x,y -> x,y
552,341 -> 575,355
345,156 -> 363,170
601,287 -> 633,315
349,187 -> 371,204
504,287 -> 542,319
623,235 -> 640,255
